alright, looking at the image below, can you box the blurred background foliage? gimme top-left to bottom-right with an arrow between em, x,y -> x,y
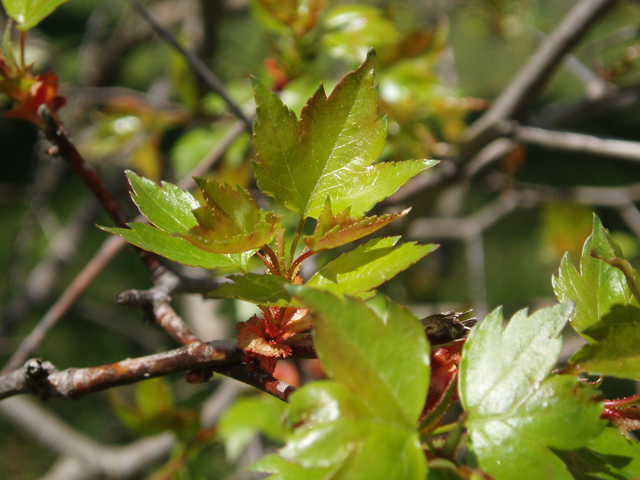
1,0 -> 640,478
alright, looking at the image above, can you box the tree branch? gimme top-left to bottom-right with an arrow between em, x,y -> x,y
507,123 -> 640,163
126,0 -> 253,133
461,0 -> 620,162
0,335 -> 315,402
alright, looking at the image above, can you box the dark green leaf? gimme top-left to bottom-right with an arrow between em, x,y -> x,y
100,223 -> 252,271
303,199 -> 410,252
296,290 -> 429,425
569,305 -> 640,380
553,215 -> 633,335
217,395 -> 287,461
553,427 -> 640,480
209,273 -> 293,306
307,236 -> 437,296
460,304 -> 606,480
252,49 -> 436,219
3,0 -> 69,30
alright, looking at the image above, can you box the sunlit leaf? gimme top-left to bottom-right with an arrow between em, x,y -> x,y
3,0 -> 69,30
100,223 -> 253,271
297,289 -> 429,424
252,48 -> 436,219
460,304 -> 606,480
307,236 -> 437,295
250,454 -> 334,480
127,170 -> 200,234
553,215 -> 633,336
303,199 -> 410,252
568,305 -> 640,380
180,178 -> 282,254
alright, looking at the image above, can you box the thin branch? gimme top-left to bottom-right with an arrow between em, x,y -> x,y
213,363 -> 297,403
126,0 -> 253,133
0,335 -> 315,401
507,123 -> 640,163
462,0 -> 620,161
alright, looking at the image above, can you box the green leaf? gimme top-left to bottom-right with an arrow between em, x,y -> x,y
303,199 -> 410,252
553,427 -> 640,480
460,304 -> 606,480
553,215 -> 633,335
296,290 -> 429,425
135,377 -> 174,418
307,236 -> 437,296
126,170 -> 200,234
217,395 -> 287,461
209,273 -> 293,306
250,454 -> 334,480
181,178 -> 282,254
3,0 -> 69,30
568,305 -> 640,380
280,382 -> 427,480
100,223 -> 253,271
252,48 -> 436,219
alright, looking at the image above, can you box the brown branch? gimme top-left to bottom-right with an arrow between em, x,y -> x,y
126,0 -> 253,133
0,335 -> 315,402
461,0 -> 620,162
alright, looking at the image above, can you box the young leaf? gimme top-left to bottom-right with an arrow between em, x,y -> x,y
277,382 -> 427,480
568,305 -> 640,380
217,394 -> 287,461
552,427 -> 640,479
303,199 -> 410,252
306,236 -> 438,296
101,223 -> 253,271
126,170 -> 200,234
209,273 -> 293,306
553,215 -> 632,335
460,304 -> 606,480
180,178 -> 282,254
3,0 -> 69,30
252,48 -> 436,219
295,289 -> 429,425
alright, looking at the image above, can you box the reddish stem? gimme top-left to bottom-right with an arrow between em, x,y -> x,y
604,392 -> 640,408
289,249 -> 315,279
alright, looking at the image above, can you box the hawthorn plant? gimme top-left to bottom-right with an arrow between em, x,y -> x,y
4,1 -> 640,480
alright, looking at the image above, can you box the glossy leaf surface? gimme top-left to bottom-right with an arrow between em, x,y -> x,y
252,49 -> 435,219
127,170 -> 199,234
553,215 -> 632,335
299,289 -> 429,424
307,236 -> 437,296
460,304 -> 605,480
182,178 -> 282,253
